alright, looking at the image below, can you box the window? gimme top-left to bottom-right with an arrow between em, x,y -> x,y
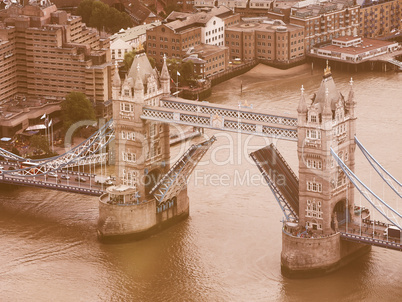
307,180 -> 322,192
305,199 -> 323,219
310,114 -> 317,123
306,129 -> 321,139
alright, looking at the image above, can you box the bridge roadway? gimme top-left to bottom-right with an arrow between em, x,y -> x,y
250,144 -> 299,221
0,162 -> 105,196
142,97 -> 298,141
338,221 -> 402,251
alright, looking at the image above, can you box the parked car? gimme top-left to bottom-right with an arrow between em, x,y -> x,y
75,176 -> 86,182
60,174 -> 70,180
48,172 -> 58,178
0,166 -> 4,170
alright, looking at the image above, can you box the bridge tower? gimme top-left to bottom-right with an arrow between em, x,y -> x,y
281,63 -> 370,277
97,54 -> 190,241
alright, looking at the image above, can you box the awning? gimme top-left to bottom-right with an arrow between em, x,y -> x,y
0,137 -> 12,142
25,124 -> 46,131
21,130 -> 39,136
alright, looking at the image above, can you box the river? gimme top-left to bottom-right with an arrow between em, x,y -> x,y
0,64 -> 401,301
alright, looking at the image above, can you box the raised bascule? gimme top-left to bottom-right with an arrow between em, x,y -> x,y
0,56 -> 400,277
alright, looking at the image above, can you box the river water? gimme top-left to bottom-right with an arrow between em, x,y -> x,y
0,64 -> 401,301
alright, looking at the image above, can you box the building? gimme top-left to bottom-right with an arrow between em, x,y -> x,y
310,36 -> 399,63
225,18 -> 305,63
147,8 -> 232,66
146,21 -> 202,66
110,52 -> 171,196
281,64 -> 370,277
0,96 -> 62,138
167,6 -> 241,29
110,38 -> 133,62
123,0 -> 162,26
358,0 -> 401,38
0,1 -> 113,118
289,0 -> 360,52
185,43 -> 229,77
110,22 -> 160,60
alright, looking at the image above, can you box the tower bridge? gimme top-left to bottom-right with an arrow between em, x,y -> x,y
0,55 -> 400,277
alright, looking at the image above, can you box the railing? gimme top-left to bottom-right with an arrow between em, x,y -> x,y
0,176 -> 103,196
340,232 -> 402,251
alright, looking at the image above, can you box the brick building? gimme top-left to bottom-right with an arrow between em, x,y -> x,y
185,43 -> 229,77
225,18 -> 304,63
0,2 -> 113,118
358,0 -> 401,38
289,0 -> 360,51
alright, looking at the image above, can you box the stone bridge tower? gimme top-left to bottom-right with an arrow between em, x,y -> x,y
97,54 -> 190,241
281,64 -> 370,277
297,64 -> 356,234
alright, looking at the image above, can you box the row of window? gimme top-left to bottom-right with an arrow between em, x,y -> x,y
121,131 -> 135,141
306,129 -> 321,140
307,181 -> 323,192
122,152 -> 136,163
306,159 -> 322,170
121,169 -> 138,187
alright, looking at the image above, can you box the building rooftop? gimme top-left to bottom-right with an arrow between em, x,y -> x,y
188,43 -> 228,57
110,22 -> 161,43
320,37 -> 397,56
227,18 -> 303,32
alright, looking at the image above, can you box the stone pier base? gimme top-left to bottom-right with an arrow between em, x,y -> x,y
97,189 -> 189,243
281,230 -> 371,278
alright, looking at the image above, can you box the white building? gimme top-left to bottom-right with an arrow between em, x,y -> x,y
110,22 -> 161,62
111,39 -> 133,62
201,15 -> 225,47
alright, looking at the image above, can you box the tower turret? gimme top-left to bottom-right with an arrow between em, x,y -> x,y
133,64 -> 144,103
160,54 -> 171,96
297,85 -> 308,126
112,62 -> 121,99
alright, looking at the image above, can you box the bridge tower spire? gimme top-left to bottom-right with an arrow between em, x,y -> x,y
160,54 -> 171,96
282,65 -> 369,277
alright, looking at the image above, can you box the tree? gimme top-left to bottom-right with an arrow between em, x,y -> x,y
148,56 -> 156,69
76,0 -> 133,33
180,61 -> 194,85
123,49 -> 137,70
61,92 -> 96,133
30,135 -> 50,154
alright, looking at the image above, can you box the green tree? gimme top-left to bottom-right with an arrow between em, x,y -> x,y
30,135 -> 50,154
76,0 -> 133,33
123,49 -> 137,70
61,92 -> 96,132
180,61 -> 194,85
148,56 -> 156,69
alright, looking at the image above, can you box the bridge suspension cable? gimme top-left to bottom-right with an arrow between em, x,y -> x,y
331,148 -> 402,230
355,136 -> 402,198
2,119 -> 114,177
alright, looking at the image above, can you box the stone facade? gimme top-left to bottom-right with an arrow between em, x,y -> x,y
98,54 -> 191,241
281,64 -> 369,277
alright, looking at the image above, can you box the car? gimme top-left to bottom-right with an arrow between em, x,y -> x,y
105,179 -> 113,186
8,166 -> 15,170
0,166 -> 4,170
75,176 -> 86,182
60,174 -> 70,180
48,172 -> 58,178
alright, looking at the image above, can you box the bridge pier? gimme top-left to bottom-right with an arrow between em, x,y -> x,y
281,227 -> 370,278
97,187 -> 189,242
